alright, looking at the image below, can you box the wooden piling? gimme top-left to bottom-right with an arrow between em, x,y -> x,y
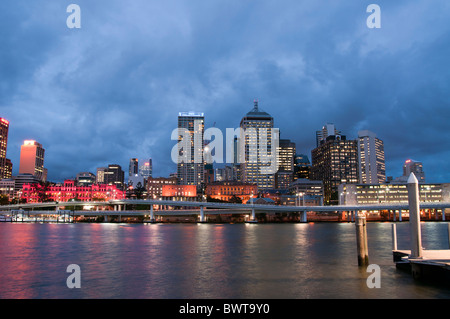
355,212 -> 369,266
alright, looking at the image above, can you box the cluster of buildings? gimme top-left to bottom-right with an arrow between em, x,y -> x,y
0,101 -> 448,207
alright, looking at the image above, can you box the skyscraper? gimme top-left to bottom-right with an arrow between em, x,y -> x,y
0,118 -> 10,179
294,154 -> 311,180
311,133 -> 358,205
316,123 -> 341,147
139,159 -> 152,179
403,159 -> 425,183
240,100 -> 278,190
129,158 -> 138,177
275,139 -> 296,189
358,130 -> 386,184
177,112 -> 205,186
19,140 -> 45,181
104,164 -> 125,190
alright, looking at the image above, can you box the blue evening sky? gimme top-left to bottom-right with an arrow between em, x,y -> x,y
1,1 -> 449,183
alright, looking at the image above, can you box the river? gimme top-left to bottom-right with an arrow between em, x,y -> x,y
1,221 -> 450,299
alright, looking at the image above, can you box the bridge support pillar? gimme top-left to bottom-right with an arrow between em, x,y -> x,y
104,215 -> 109,223
393,209 -> 397,222
399,210 -> 402,222
300,211 -> 307,223
199,206 -> 205,223
150,205 -> 155,223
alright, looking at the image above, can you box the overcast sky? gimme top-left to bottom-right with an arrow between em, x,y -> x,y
1,0 -> 449,183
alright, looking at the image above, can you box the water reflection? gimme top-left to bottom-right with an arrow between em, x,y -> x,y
1,222 -> 450,299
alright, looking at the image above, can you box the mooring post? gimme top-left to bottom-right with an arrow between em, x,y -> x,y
392,223 -> 397,251
355,212 -> 369,266
407,173 -> 423,259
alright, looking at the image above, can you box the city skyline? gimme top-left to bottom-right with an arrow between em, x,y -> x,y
1,1 -> 449,183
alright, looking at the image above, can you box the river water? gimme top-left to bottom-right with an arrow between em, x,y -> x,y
1,221 -> 450,299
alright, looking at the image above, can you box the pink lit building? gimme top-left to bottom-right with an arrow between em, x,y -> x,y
21,180 -> 125,203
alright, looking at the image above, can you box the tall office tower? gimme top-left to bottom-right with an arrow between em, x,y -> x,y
311,134 -> 358,205
240,100 -> 278,190
275,139 -> 296,189
19,140 -> 45,181
4,159 -> 12,179
316,123 -> 341,147
403,159 -> 425,183
104,164 -> 125,190
139,159 -> 152,178
277,139 -> 296,172
358,130 -> 386,184
129,158 -> 139,177
177,112 -> 205,186
0,118 -> 9,179
294,154 -> 311,180
96,167 -> 107,184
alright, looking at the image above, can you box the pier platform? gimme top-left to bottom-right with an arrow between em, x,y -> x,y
393,249 -> 450,284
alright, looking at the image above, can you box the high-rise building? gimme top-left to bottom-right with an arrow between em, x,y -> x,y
316,123 -> 341,147
0,118 -> 10,180
4,158 -> 12,179
139,159 -> 152,179
358,130 -> 386,184
176,112 -> 205,187
96,167 -> 107,184
19,140 -> 45,181
403,159 -> 425,183
103,164 -> 125,190
277,139 -> 296,172
294,154 -> 311,180
129,158 -> 138,177
311,134 -> 358,205
275,139 -> 296,189
240,100 -> 278,190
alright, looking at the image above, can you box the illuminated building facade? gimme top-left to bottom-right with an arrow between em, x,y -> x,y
21,180 -> 125,203
338,182 -> 450,205
0,118 -> 10,179
403,159 -> 425,183
161,184 -> 197,201
146,176 -> 177,199
205,181 -> 257,202
358,130 -> 386,184
240,100 -> 277,191
294,154 -> 311,180
177,112 -> 205,187
19,140 -> 45,181
311,134 -> 358,205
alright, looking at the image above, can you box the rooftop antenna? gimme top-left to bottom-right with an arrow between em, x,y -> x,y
253,99 -> 259,111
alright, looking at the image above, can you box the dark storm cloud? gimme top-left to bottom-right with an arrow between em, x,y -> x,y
0,0 -> 449,182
